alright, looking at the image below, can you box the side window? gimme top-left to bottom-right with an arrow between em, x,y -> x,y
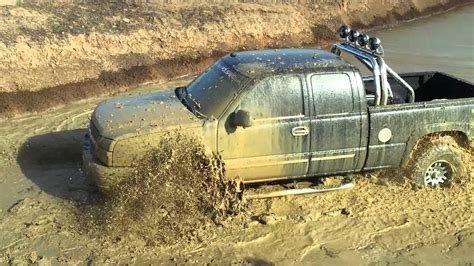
239,75 -> 304,119
311,73 -> 354,115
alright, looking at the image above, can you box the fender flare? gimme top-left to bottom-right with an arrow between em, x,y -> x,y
400,123 -> 470,166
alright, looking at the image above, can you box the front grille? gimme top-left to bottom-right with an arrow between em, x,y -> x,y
88,122 -> 112,166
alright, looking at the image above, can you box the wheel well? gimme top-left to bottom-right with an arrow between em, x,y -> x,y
402,131 -> 469,166
417,131 -> 469,148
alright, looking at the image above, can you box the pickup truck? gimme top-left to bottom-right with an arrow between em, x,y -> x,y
83,26 -> 473,190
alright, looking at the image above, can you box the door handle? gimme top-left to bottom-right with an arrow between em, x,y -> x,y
291,126 -> 309,136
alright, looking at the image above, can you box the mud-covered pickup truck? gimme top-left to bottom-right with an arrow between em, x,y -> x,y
83,26 -> 473,189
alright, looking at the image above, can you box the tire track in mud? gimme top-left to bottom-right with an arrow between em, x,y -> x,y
54,109 -> 93,131
229,177 -> 474,264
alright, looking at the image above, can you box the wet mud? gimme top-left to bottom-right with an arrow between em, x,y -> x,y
0,55 -> 219,116
77,132 -> 244,247
0,79 -> 472,264
0,2 -> 473,264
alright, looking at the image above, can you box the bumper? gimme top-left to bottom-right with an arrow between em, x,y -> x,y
82,134 -> 132,190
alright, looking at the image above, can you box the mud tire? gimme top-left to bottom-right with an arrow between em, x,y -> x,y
406,136 -> 467,187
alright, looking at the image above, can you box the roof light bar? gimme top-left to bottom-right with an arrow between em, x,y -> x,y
338,25 -> 383,54
332,25 -> 415,105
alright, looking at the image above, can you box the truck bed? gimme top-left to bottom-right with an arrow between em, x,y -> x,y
364,72 -> 474,104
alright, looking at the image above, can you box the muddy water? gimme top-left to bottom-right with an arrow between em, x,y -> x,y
0,5 -> 473,264
0,79 -> 190,210
373,5 -> 474,82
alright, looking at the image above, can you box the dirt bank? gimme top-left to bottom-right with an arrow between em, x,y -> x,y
0,0 -> 473,116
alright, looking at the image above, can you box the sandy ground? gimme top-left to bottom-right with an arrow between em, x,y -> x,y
0,79 -> 472,264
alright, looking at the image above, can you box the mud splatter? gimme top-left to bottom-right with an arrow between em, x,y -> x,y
76,132 -> 245,247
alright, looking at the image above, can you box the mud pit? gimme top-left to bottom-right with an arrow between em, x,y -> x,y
1,3 -> 474,263
0,78 -> 472,264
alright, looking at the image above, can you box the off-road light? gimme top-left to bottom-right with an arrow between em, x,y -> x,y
368,37 -> 381,51
338,25 -> 351,38
348,30 -> 360,43
98,137 -> 115,152
357,33 -> 370,47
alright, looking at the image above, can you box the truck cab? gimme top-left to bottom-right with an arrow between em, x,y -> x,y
212,49 -> 367,183
83,26 -> 473,189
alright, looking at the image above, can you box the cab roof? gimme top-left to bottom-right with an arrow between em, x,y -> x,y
221,48 -> 355,78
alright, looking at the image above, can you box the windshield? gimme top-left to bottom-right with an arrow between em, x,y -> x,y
183,61 -> 245,119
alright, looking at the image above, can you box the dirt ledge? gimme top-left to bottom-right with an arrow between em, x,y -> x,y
0,0 -> 472,117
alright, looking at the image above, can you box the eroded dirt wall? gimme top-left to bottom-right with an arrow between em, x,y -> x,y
0,0 -> 471,116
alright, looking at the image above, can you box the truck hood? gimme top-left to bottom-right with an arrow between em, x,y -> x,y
91,89 -> 202,139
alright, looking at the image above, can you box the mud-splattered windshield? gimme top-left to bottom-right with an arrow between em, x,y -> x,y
183,61 -> 246,119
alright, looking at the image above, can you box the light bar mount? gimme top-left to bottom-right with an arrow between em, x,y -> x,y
331,37 -> 415,106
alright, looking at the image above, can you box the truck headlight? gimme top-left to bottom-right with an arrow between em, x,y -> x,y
98,137 -> 115,152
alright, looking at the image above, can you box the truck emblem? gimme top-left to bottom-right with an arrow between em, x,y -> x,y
378,128 -> 392,143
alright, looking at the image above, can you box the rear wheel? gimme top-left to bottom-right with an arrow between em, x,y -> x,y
407,136 -> 467,187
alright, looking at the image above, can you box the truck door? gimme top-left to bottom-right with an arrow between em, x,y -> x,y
217,74 -> 311,182
307,72 -> 365,175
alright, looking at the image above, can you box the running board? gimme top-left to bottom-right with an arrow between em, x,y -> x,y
244,182 -> 354,199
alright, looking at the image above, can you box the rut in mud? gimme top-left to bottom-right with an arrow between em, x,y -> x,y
76,132 -> 245,246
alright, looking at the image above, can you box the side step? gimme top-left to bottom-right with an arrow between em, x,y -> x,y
244,182 -> 354,199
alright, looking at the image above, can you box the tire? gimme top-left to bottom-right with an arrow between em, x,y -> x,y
406,136 -> 467,187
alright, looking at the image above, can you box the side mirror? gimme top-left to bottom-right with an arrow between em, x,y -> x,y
232,109 -> 252,128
